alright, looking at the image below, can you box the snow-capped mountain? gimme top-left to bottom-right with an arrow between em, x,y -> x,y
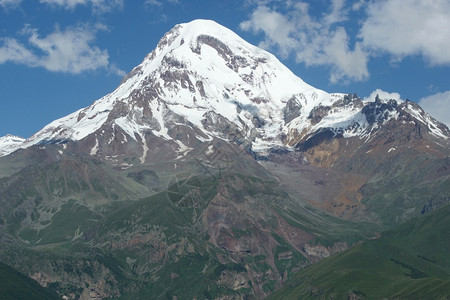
1,19 -> 448,159
1,20 -> 449,300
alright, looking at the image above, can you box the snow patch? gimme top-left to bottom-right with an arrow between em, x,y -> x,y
90,138 -> 99,156
140,136 -> 149,164
175,140 -> 193,159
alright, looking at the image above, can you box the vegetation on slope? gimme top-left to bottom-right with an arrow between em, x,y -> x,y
268,204 -> 450,299
0,261 -> 59,300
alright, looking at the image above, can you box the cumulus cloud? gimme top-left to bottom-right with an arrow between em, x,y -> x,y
0,38 -> 35,64
419,91 -> 450,127
39,0 -> 123,12
240,0 -> 370,83
0,24 -> 125,75
241,0 -> 450,84
360,0 -> 450,65
240,6 -> 298,58
0,0 -> 22,9
364,89 -> 402,102
324,28 -> 368,83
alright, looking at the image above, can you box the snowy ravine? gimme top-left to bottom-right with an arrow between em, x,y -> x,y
0,19 -> 448,158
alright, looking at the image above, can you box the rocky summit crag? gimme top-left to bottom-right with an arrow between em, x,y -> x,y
0,19 -> 449,299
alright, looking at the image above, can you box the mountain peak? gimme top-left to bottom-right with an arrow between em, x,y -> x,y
154,19 -> 255,54
20,19 -> 329,153
177,19 -> 241,41
1,20 -> 448,160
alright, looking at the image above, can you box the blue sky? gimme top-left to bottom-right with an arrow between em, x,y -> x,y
1,0 -> 449,138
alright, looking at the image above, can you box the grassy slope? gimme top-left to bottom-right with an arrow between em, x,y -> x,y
0,172 -> 377,299
97,173 -> 380,298
2,166 -> 443,299
268,204 -> 450,299
0,262 -> 59,300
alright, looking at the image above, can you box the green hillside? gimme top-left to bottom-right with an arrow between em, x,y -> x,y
0,261 -> 59,300
268,204 -> 450,299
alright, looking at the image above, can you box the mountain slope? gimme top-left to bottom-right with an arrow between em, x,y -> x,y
268,204 -> 450,300
0,170 -> 379,299
0,261 -> 59,300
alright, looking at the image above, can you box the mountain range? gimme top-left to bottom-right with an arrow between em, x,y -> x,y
0,19 -> 449,299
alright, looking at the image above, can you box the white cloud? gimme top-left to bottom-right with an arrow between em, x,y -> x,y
0,38 -> 35,64
241,0 -> 450,84
360,0 -> 450,65
240,6 -> 298,58
39,0 -> 123,12
240,1 -> 370,83
0,0 -> 22,9
364,89 -> 402,102
419,91 -> 450,127
352,0 -> 366,11
144,0 -> 162,6
0,25 -> 124,75
324,28 -> 368,83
